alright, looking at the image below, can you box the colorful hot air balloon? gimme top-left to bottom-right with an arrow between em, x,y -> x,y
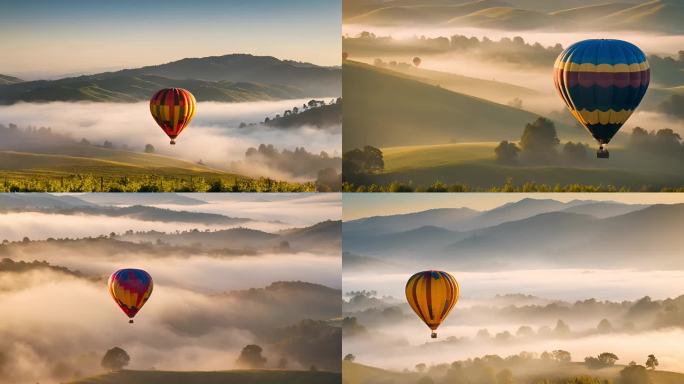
553,39 -> 649,158
108,268 -> 153,324
412,56 -> 421,67
149,88 -> 196,145
405,270 -> 459,338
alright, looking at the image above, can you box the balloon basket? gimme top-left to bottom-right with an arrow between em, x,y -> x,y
597,147 -> 609,159
129,319 -> 134,324
431,332 -> 437,339
170,140 -> 176,145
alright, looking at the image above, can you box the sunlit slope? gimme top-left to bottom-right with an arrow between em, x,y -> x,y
0,147 -> 235,178
69,369 -> 340,384
342,61 -> 575,150
367,143 -> 684,189
386,66 -> 540,105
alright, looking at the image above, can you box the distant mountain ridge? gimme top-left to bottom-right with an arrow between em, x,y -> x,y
343,199 -> 681,268
0,54 -> 340,104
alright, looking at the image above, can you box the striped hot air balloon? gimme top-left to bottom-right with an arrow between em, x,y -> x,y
108,269 -> 153,324
553,39 -> 649,158
405,270 -> 459,338
149,88 -> 196,145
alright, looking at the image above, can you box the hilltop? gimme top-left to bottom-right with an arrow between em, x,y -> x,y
0,54 -> 341,104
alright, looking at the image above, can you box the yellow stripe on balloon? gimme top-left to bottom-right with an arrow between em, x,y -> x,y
575,108 -> 634,125
553,61 -> 649,72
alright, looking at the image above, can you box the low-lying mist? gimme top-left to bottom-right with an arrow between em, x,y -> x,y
0,270 -> 337,384
344,269 -> 684,302
343,25 -> 684,57
0,99 -> 341,180
0,212 -> 253,242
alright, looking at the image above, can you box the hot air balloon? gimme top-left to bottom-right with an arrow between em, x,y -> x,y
553,39 -> 649,158
412,56 -> 421,67
149,88 -> 196,145
405,270 -> 459,338
108,268 -> 153,324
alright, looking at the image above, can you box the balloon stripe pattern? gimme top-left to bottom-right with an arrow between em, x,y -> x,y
553,39 -> 649,145
149,88 -> 196,144
405,270 -> 459,333
108,269 -> 153,319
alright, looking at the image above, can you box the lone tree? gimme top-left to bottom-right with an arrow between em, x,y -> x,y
494,141 -> 520,164
236,344 -> 267,368
344,354 -> 356,362
415,363 -> 426,373
645,354 -> 659,370
519,117 -> 559,162
342,146 -> 384,176
101,347 -> 130,371
144,144 -> 155,153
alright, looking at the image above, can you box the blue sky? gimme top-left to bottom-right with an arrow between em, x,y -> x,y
0,0 -> 341,78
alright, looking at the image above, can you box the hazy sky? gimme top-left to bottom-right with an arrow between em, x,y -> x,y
0,0 -> 341,78
343,193 -> 684,220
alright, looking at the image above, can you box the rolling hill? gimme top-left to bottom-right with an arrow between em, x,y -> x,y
0,54 -> 341,104
69,369 -> 341,384
384,65 -> 541,106
353,141 -> 684,191
342,61 -> 576,150
343,200 -> 684,268
265,102 -> 342,130
344,0 -> 683,33
0,74 -> 23,85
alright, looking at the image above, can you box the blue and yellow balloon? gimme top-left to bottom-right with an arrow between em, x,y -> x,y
553,39 -> 649,158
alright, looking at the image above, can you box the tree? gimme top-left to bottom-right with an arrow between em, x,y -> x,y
554,320 -> 570,336
236,344 -> 267,368
552,350 -> 571,363
316,167 -> 341,192
519,117 -> 559,161
596,318 -> 613,333
494,141 -> 520,164
496,369 -> 514,384
144,144 -> 155,153
619,364 -> 650,384
562,141 -> 589,163
507,97 -> 523,109
343,146 -> 384,176
277,357 -> 288,369
415,363 -> 426,373
645,354 -> 659,370
103,140 -> 113,148
598,352 -> 618,366
101,347 -> 130,371
344,354 -> 356,362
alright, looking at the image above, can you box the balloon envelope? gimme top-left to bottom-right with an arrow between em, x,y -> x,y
553,39 -> 649,148
109,268 -> 153,322
149,88 -> 196,145
405,270 -> 459,337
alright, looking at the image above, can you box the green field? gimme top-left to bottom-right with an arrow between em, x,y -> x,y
343,361 -> 684,384
0,150 -> 314,192
349,142 -> 684,192
69,369 -> 340,384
